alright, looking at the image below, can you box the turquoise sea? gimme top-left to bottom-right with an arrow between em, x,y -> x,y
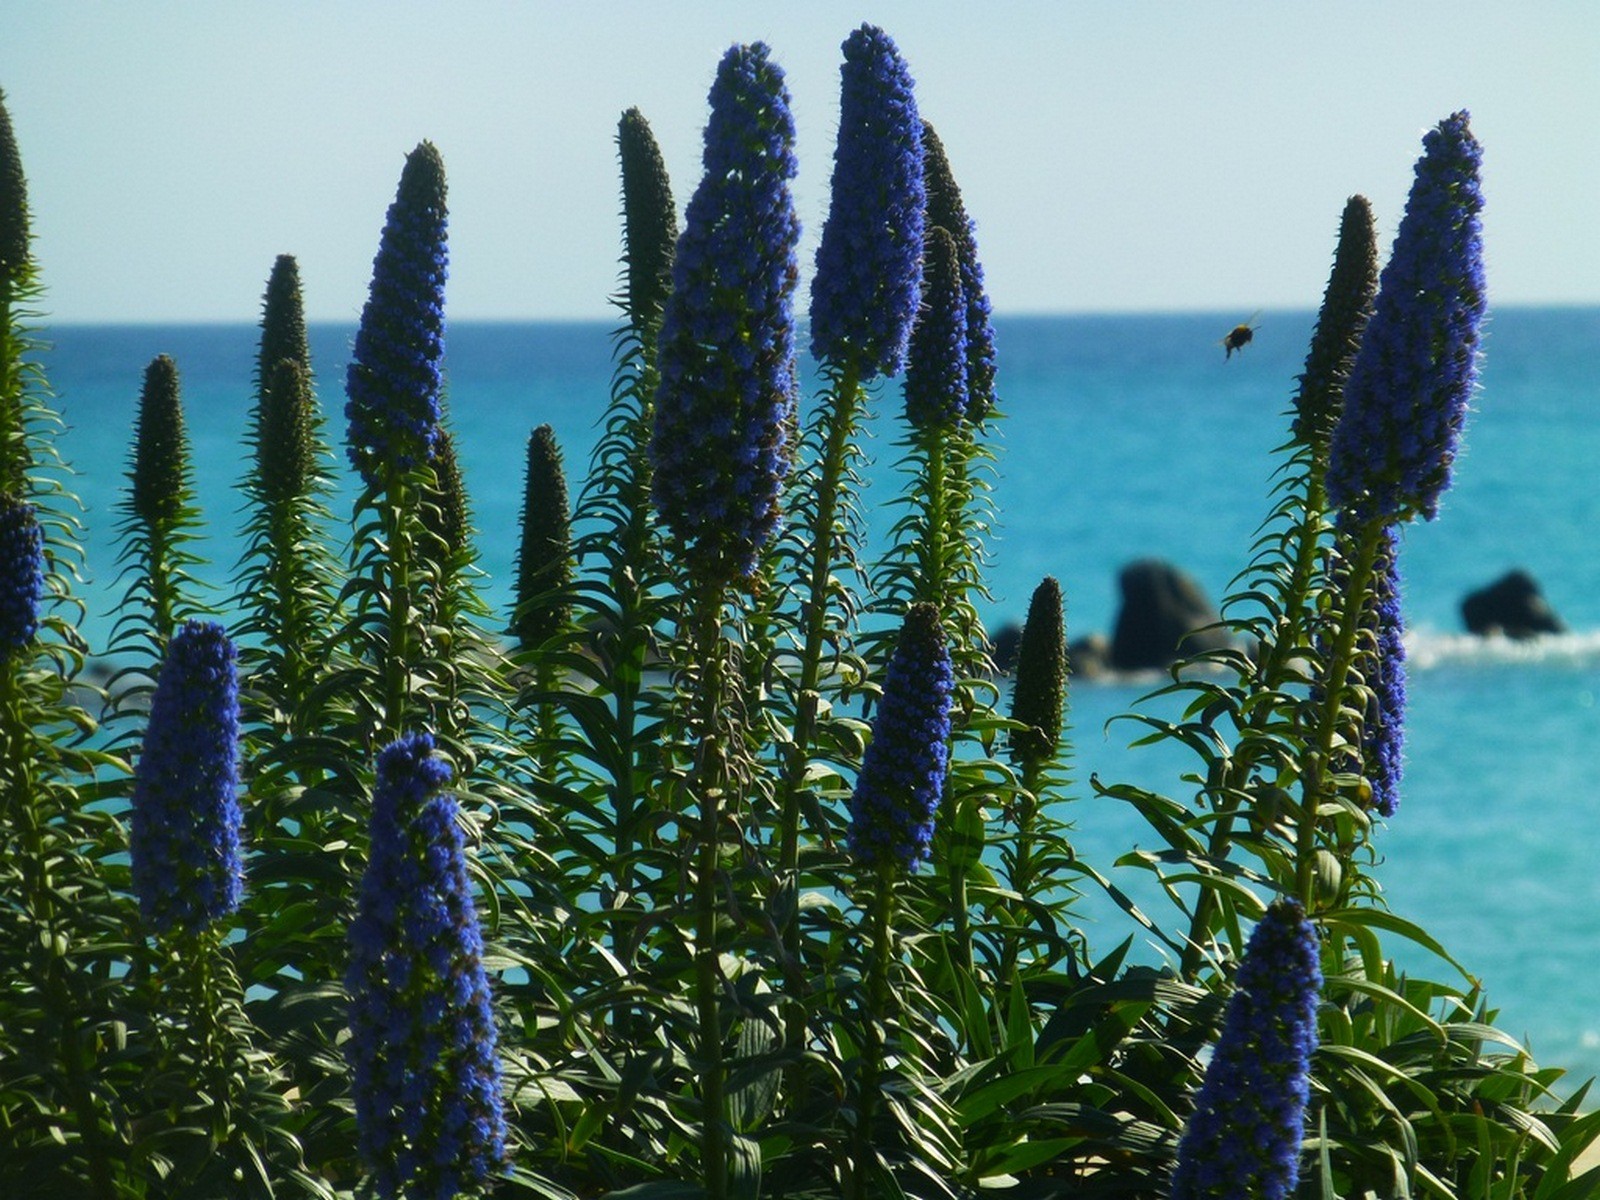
36,307 -> 1600,1088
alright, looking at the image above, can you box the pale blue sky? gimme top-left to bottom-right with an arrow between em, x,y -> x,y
2,1 -> 1596,323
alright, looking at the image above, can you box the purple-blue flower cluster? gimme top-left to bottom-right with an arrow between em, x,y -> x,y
921,121 -> 997,422
1171,898 -> 1322,1200
0,493 -> 42,660
651,43 -> 801,586
346,141 -> 449,488
809,24 -> 925,379
346,732 -> 506,1200
904,226 -> 969,431
1326,111 -> 1486,524
129,621 -> 244,936
848,603 -> 954,873
1365,526 -> 1406,818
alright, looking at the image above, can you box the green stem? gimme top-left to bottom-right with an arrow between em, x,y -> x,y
534,660 -> 560,781
1180,474 -> 1331,974
1295,519 -> 1382,910
915,429 -> 950,613
912,428 -> 973,975
999,759 -> 1043,989
5,668 -> 118,1197
775,364 -> 861,1054
849,864 -> 896,1200
382,472 -> 413,743
148,521 -> 173,646
166,929 -> 237,1146
691,583 -> 729,1200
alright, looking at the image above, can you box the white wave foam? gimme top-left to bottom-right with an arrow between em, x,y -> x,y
1404,628 -> 1600,672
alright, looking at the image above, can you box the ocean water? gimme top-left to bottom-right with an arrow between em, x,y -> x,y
34,307 -> 1600,1087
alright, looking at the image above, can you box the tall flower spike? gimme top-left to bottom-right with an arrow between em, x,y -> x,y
1364,525 -> 1406,818
922,121 -> 997,422
258,357 -> 316,507
346,733 -> 507,1200
129,354 -> 190,530
129,621 -> 244,935
257,253 -> 311,397
618,108 -> 678,332
904,226 -> 969,431
0,88 -> 28,277
346,141 -> 449,486
1326,112 -> 1486,523
809,23 -> 925,378
0,493 -> 42,660
1293,196 -> 1378,456
652,42 -> 801,585
1008,576 -> 1066,767
421,427 -> 470,560
848,602 -> 955,873
1171,898 -> 1322,1200
512,424 -> 571,648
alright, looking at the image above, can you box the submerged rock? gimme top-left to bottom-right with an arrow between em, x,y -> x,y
1461,570 -> 1564,639
989,622 -> 1022,674
1067,632 -> 1110,679
1109,558 -> 1229,671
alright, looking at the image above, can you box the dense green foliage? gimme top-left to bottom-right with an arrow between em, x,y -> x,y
1,50 -> 1595,1200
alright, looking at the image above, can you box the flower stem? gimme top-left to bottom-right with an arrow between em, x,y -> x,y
1296,519 -> 1382,910
691,582 -> 730,1200
1182,474 -> 1331,974
849,863 -> 896,1200
382,471 -> 413,743
776,363 -> 862,1052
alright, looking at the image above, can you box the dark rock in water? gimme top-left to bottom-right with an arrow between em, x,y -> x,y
1461,570 -> 1564,639
1067,632 -> 1110,679
989,622 -> 1022,674
1110,558 -> 1229,671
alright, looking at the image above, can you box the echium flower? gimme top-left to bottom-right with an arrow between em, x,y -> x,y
1326,111 -> 1486,524
258,357 -> 316,507
129,354 -> 191,529
921,121 -> 997,422
129,621 -> 244,936
652,42 -> 801,586
257,253 -> 311,398
904,226 -> 968,431
809,23 -> 925,378
512,424 -> 571,648
0,493 -> 42,660
1008,576 -> 1066,767
346,141 -> 448,487
420,428 -> 470,561
0,87 -> 28,278
848,603 -> 955,873
1363,524 -> 1406,818
1171,898 -> 1322,1200
618,108 -> 678,332
1292,196 -> 1378,456
346,733 -> 507,1200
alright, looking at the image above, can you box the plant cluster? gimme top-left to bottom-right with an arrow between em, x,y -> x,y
0,36 -> 1595,1200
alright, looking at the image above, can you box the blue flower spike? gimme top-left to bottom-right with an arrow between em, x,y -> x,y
1326,111 -> 1486,524
809,23 -> 925,379
847,602 -> 955,873
346,732 -> 507,1200
129,620 -> 245,936
1172,898 -> 1322,1200
651,42 -> 802,587
346,141 -> 449,487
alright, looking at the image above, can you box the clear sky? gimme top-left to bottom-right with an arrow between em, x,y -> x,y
2,1 -> 1596,323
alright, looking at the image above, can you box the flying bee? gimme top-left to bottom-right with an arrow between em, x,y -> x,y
1221,312 -> 1260,360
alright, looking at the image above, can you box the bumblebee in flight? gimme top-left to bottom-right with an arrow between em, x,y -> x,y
1222,313 -> 1260,360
